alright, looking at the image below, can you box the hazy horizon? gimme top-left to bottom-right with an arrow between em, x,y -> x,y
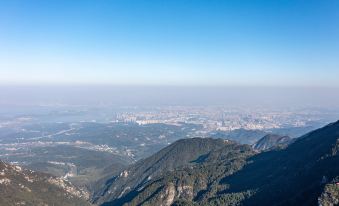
1,85 -> 339,109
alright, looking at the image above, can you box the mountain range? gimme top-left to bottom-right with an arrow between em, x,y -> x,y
92,120 -> 339,206
1,120 -> 339,206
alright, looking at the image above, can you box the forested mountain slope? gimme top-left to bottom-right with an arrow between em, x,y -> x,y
95,120 -> 339,206
92,138 -> 251,205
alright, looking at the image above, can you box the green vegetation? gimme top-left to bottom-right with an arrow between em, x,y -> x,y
95,120 -> 339,206
95,139 -> 255,206
93,138 -> 239,205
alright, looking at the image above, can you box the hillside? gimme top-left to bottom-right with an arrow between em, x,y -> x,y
92,138 -> 255,205
220,120 -> 339,205
252,134 -> 292,151
0,160 -> 91,206
22,144 -> 130,191
94,120 -> 339,206
92,138 -> 249,205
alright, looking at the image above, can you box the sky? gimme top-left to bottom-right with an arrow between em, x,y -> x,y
0,0 -> 339,87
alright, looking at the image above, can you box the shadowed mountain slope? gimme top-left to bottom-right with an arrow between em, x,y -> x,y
221,120 -> 339,205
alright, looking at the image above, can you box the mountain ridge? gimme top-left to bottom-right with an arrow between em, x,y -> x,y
92,138 -> 250,205
94,120 -> 339,206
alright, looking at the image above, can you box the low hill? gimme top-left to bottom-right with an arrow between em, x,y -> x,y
252,134 -> 292,151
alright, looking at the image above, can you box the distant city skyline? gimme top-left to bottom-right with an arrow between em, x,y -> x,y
0,0 -> 338,87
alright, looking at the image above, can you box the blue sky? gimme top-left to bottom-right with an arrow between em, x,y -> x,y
0,0 -> 338,86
